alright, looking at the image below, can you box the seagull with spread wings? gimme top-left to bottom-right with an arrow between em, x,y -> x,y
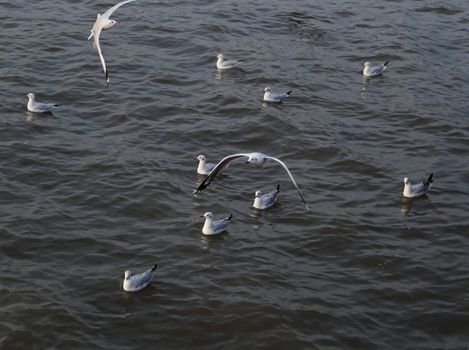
88,0 -> 137,85
194,152 -> 309,210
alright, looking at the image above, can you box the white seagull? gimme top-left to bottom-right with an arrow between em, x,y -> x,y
262,87 -> 292,103
216,53 -> 243,70
201,212 -> 232,236
195,154 -> 216,176
363,61 -> 389,77
194,152 -> 309,210
88,0 -> 137,85
253,185 -> 280,210
26,93 -> 60,113
403,173 -> 433,198
123,264 -> 157,292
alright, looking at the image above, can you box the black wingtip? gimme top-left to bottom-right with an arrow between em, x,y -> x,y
276,184 -> 280,192
286,91 -> 292,95
228,214 -> 233,220
54,104 -> 61,107
384,61 -> 389,66
152,264 -> 158,271
426,173 -> 434,185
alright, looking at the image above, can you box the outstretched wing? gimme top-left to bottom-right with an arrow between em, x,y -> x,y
265,156 -> 309,210
103,0 -> 137,19
93,29 -> 109,85
194,153 -> 249,193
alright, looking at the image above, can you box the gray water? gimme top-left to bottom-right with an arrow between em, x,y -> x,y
1,0 -> 469,349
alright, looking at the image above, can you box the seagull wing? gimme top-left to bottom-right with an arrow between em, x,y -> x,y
194,153 -> 249,193
265,156 -> 309,210
129,265 -> 157,289
102,0 -> 137,19
93,29 -> 110,85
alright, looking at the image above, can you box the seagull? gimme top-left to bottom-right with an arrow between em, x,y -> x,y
194,152 -> 309,210
403,173 -> 433,198
201,212 -> 232,235
363,61 -> 389,77
262,87 -> 292,103
253,185 -> 280,210
123,264 -> 157,292
195,154 -> 216,176
88,0 -> 137,85
26,93 -> 60,113
216,53 -> 243,70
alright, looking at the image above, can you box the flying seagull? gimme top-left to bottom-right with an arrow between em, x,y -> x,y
26,93 -> 60,113
194,152 -> 309,210
200,212 -> 233,235
262,87 -> 292,103
88,0 -> 137,85
216,53 -> 243,70
123,264 -> 157,292
253,184 -> 280,210
363,61 -> 389,77
402,173 -> 433,198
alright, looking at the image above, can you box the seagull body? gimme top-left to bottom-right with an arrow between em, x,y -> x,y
26,93 -> 60,113
403,173 -> 433,198
123,264 -> 157,292
195,154 -> 216,176
253,185 -> 280,210
88,0 -> 137,85
263,87 -> 292,103
363,61 -> 389,77
194,152 -> 309,210
201,212 -> 232,235
216,53 -> 243,70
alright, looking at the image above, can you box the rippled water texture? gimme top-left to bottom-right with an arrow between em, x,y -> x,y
1,0 -> 469,348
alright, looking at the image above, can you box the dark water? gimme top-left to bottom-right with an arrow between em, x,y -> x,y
1,0 -> 469,348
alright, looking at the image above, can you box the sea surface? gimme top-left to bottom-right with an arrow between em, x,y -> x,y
1,0 -> 468,349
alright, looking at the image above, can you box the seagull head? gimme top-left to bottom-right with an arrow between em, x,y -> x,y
195,154 -> 206,162
26,92 -> 35,100
103,19 -> 120,30
216,53 -> 224,59
255,191 -> 262,198
201,212 -> 213,219
264,87 -> 271,93
124,271 -> 131,280
245,153 -> 264,165
363,61 -> 371,67
403,177 -> 410,185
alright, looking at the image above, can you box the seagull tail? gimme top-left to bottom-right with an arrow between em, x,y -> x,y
286,91 -> 292,96
384,61 -> 389,66
53,104 -> 61,107
151,264 -> 158,272
276,184 -> 280,193
424,173 -> 434,187
228,214 -> 233,221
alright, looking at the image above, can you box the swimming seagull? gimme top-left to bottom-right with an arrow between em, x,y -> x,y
262,87 -> 292,103
253,184 -> 280,210
403,173 -> 433,198
88,0 -> 137,85
195,154 -> 216,176
363,61 -> 389,77
26,93 -> 60,113
201,212 -> 232,235
123,264 -> 157,292
194,152 -> 309,210
216,53 -> 243,70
